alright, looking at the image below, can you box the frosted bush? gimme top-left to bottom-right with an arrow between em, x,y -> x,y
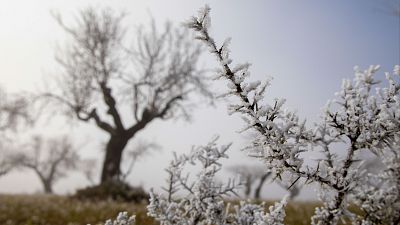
102,212 -> 136,225
147,136 -> 288,225
102,5 -> 399,225
186,5 -> 400,225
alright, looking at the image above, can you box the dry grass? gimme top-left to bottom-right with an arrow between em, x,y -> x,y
0,194 -> 340,225
0,194 -> 153,225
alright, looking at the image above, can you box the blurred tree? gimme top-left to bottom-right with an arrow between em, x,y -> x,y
0,87 -> 30,177
43,8 -> 211,184
0,152 -> 14,177
227,164 -> 269,199
120,139 -> 160,181
80,140 -> 160,184
15,135 -> 79,193
0,87 -> 30,132
228,164 -> 300,200
80,158 -> 98,185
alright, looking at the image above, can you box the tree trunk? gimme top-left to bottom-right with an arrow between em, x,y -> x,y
43,180 -> 53,194
244,175 -> 252,198
35,170 -> 53,194
100,134 -> 129,183
254,172 -> 271,200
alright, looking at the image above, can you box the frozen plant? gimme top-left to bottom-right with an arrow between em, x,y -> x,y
147,136 -> 288,225
87,211 -> 135,225
309,66 -> 400,225
104,212 -> 136,225
187,5 -> 400,225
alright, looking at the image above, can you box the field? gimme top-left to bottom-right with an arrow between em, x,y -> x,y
0,194 -> 322,225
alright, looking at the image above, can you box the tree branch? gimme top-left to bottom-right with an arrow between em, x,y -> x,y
156,95 -> 183,119
99,82 -> 125,131
79,108 -> 116,135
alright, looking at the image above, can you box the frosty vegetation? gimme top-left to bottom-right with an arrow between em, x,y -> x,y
1,4 -> 398,225
100,4 -> 399,225
147,136 -> 288,225
183,5 -> 400,225
104,212 -> 136,225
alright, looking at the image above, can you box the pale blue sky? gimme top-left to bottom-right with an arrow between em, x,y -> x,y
0,0 -> 399,199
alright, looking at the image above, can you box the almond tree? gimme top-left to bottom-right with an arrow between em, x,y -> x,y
228,164 -> 300,200
0,151 -> 14,177
44,8 -> 211,184
0,87 -> 30,177
227,164 -> 271,199
0,87 -> 30,132
16,135 -> 79,193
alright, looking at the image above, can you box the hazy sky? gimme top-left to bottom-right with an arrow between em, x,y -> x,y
0,0 -> 399,200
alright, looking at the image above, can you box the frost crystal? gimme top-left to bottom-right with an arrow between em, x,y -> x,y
99,212 -> 136,225
147,137 -> 288,225
187,5 -> 400,225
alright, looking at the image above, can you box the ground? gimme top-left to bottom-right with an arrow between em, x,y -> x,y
0,194 -> 327,225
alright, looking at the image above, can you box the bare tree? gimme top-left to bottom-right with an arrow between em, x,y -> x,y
254,171 -> 272,199
120,139 -> 160,181
0,142 -> 22,177
228,164 -> 301,200
0,87 -> 31,177
0,151 -> 14,177
80,158 -> 98,185
43,8 -> 211,184
79,140 -> 159,184
16,135 -> 79,193
227,164 -> 271,199
0,87 -> 30,132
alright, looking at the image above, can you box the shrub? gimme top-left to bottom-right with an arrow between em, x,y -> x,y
74,181 -> 149,203
184,5 -> 399,225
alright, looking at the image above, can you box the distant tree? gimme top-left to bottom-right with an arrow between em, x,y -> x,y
0,151 -> 14,177
0,87 -> 30,177
16,135 -> 79,193
43,7 -> 211,184
228,164 -> 300,200
0,87 -> 30,132
120,140 -> 160,181
227,164 -> 270,199
80,158 -> 98,185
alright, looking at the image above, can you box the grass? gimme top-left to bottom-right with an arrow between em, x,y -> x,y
0,194 -> 152,225
0,194 -> 346,225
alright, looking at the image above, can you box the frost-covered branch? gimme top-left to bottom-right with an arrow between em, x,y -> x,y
187,5 -> 400,225
147,137 -> 288,225
104,212 -> 136,225
186,5 -> 330,187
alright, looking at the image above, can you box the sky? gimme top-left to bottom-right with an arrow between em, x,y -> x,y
0,0 -> 399,200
